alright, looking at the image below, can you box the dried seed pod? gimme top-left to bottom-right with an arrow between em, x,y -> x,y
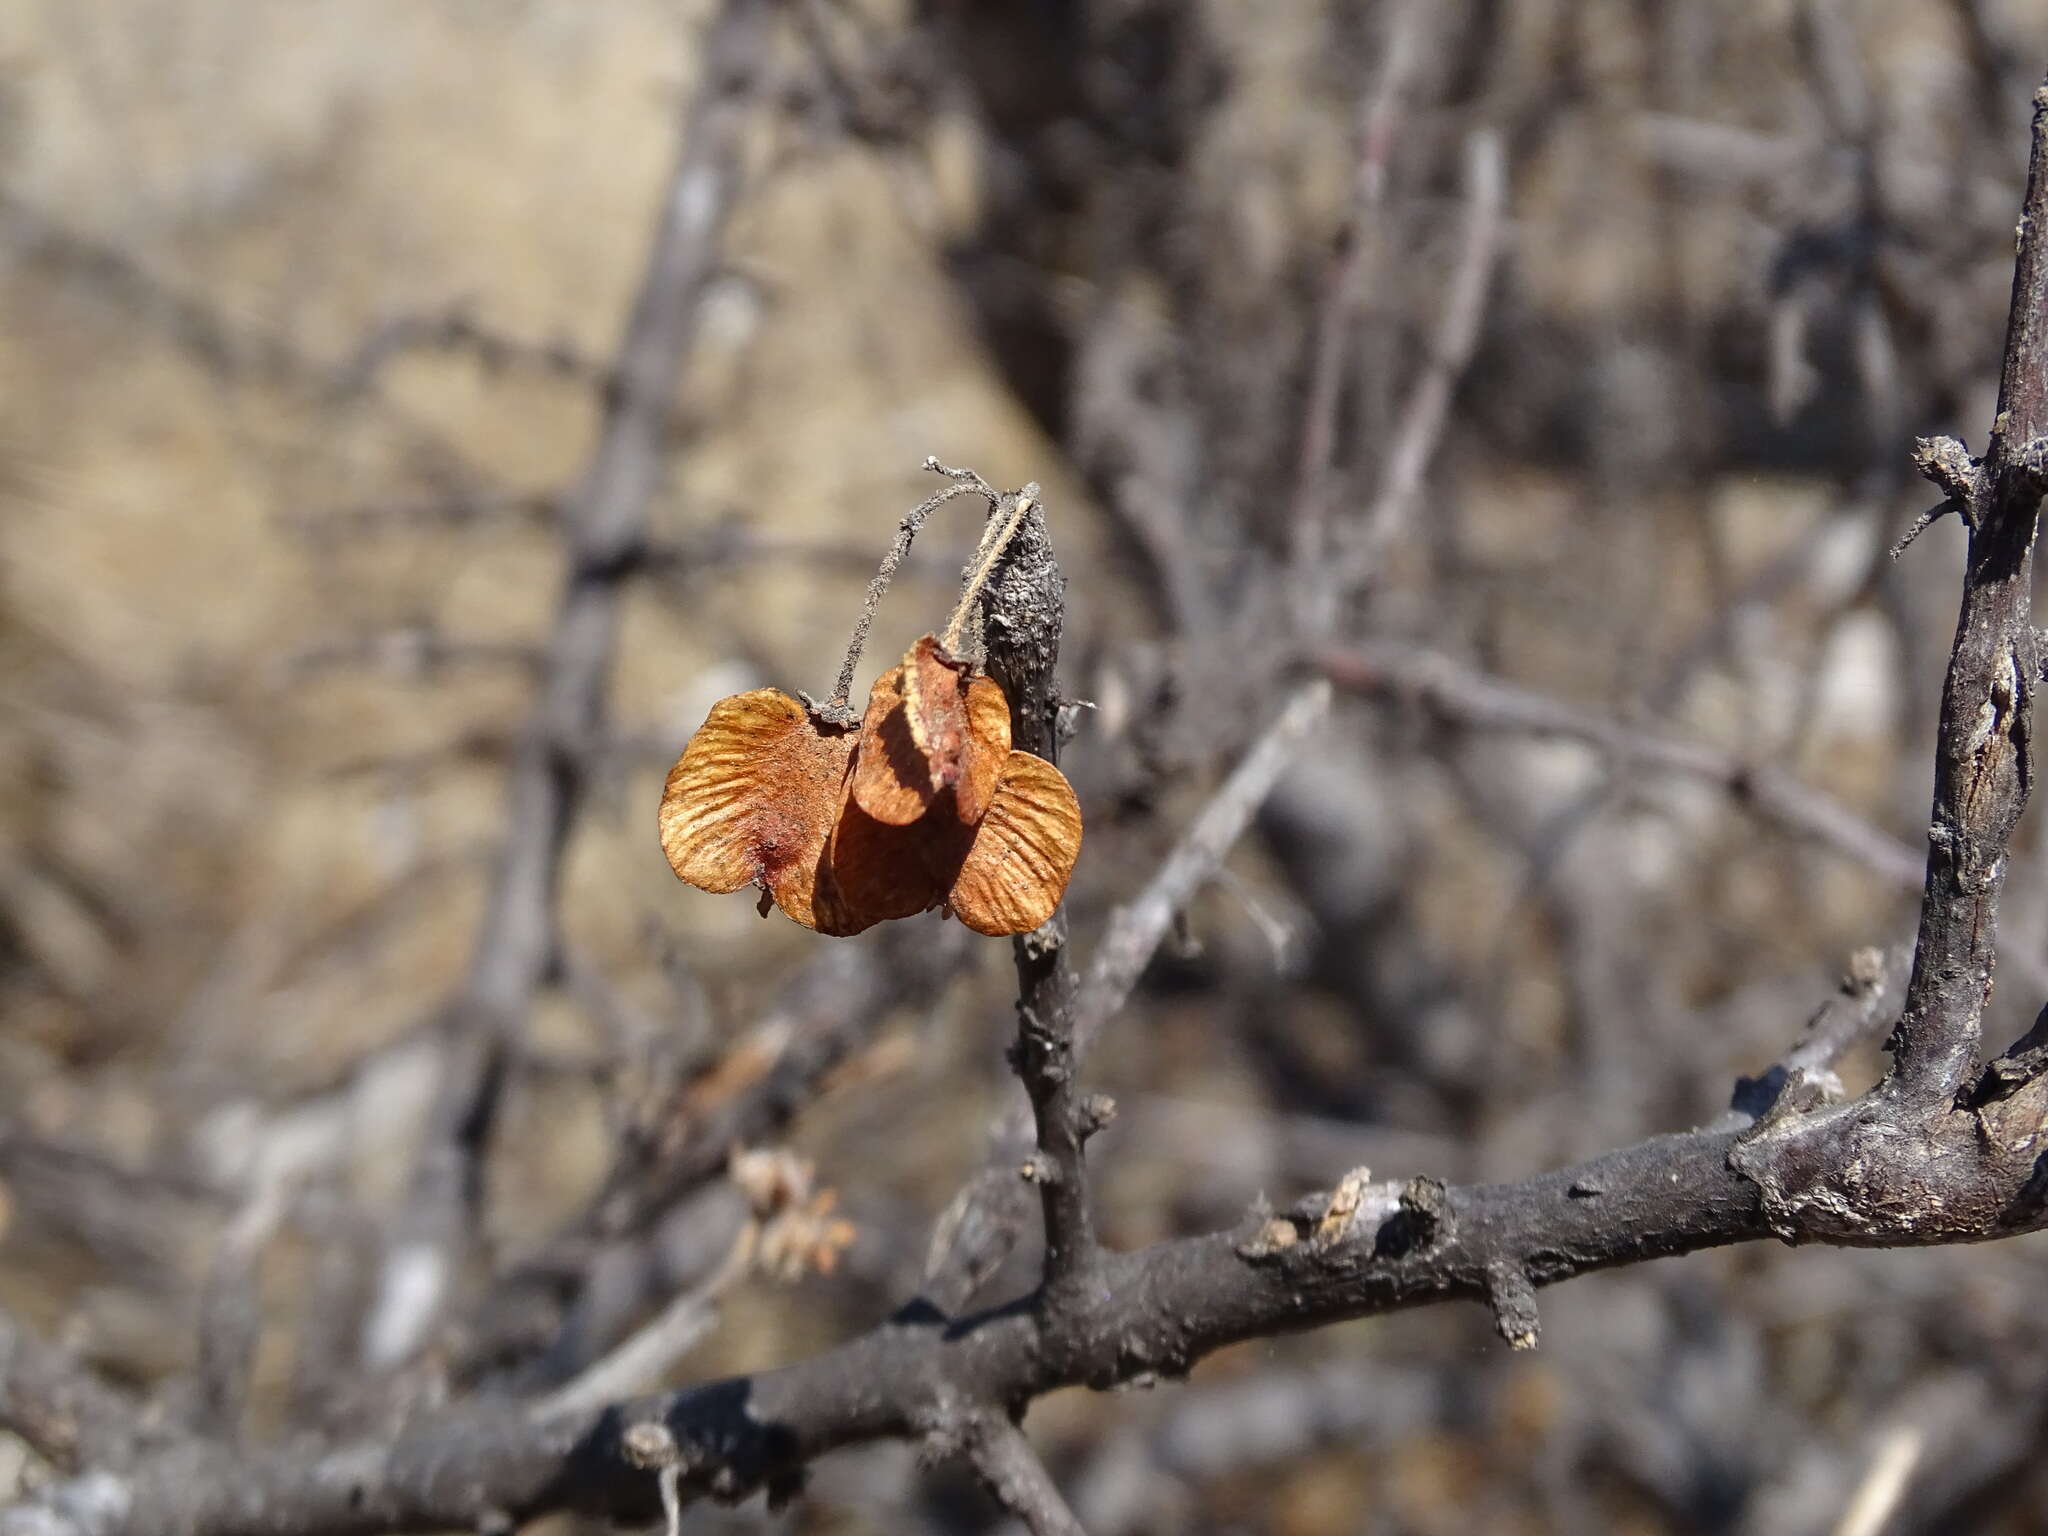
657,689 -> 856,931
822,746 -> 1081,938
660,654 -> 1082,937
944,749 -> 1083,936
851,635 -> 1009,827
813,799 -> 942,937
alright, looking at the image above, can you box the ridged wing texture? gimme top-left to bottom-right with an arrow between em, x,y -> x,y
947,750 -> 1083,936
657,688 -> 855,930
955,675 -> 1010,825
850,636 -> 1009,827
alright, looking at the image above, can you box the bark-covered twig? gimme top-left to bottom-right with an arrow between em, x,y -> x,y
1319,638 -> 1925,886
529,1220 -> 755,1423
949,1412 -> 1088,1536
977,487 -> 1099,1295
1717,944 -> 1907,1129
359,0 -> 775,1372
1072,678 -> 1333,1057
18,1061 -> 2048,1536
925,665 -> 1333,1309
1338,128 -> 1507,590
1728,77 -> 2048,1238
1879,92 -> 2048,1102
1287,0 -> 1432,585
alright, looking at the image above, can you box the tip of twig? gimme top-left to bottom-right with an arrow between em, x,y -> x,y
1889,500 -> 1956,561
1484,1260 -> 1540,1350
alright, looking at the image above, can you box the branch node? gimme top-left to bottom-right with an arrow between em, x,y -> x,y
1018,915 -> 1066,959
1311,1166 -> 1375,1247
1375,1175 -> 1453,1258
1019,1152 -> 1062,1186
2012,432 -> 2048,491
1732,1067 -> 1832,1149
1484,1260 -> 1540,1350
1910,435 -> 1988,525
1967,1000 -> 2048,1106
1076,1093 -> 1118,1142
795,690 -> 859,729
1236,1213 -> 1304,1262
622,1420 -> 682,1471
622,1421 -> 686,1536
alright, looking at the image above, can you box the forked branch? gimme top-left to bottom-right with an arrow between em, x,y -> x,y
16,60 -> 2048,1536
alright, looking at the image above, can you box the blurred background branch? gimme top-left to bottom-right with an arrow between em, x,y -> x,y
6,2 -> 2048,1533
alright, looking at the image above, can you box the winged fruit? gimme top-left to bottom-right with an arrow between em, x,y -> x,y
659,635 -> 1081,937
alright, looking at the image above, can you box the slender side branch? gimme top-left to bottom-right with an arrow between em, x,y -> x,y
950,1412 -> 1090,1536
1288,0 -> 1432,583
1716,944 -> 1907,1129
1010,982 -> 1097,1293
529,1221 -> 756,1422
1319,639 -> 1924,887
1073,679 -> 1334,1056
824,466 -> 999,716
923,676 -> 1335,1307
361,0 -> 775,1372
1339,128 -> 1506,590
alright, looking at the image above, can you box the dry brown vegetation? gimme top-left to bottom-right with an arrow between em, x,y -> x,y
10,2 -> 2048,1532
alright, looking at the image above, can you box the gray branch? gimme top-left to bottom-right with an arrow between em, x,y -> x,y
358,0 -> 776,1373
